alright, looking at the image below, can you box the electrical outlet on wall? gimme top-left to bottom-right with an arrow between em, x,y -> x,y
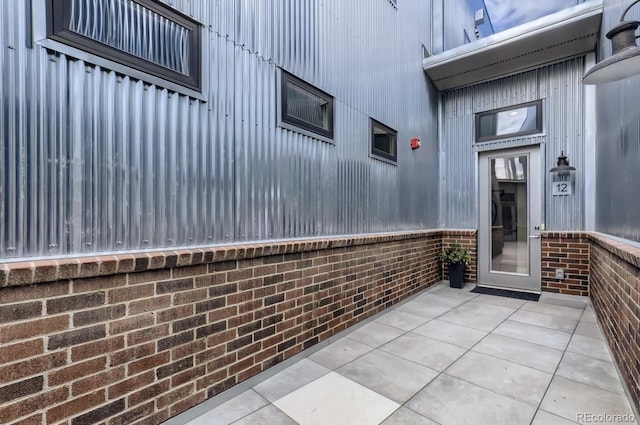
555,269 -> 565,280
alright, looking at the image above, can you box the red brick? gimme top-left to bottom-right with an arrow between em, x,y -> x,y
71,336 -> 124,362
109,313 -> 155,334
129,295 -> 171,316
108,370 -> 155,399
72,366 -> 125,396
0,352 -> 66,385
46,390 -> 105,424
127,379 -> 171,407
0,387 -> 68,424
0,339 -> 44,363
108,284 -> 154,303
49,357 -> 107,386
0,315 -> 69,343
128,352 -> 170,376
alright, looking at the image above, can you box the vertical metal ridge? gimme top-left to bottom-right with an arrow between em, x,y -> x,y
2,0 -> 439,260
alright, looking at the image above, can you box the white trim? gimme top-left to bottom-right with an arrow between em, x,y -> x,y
584,53 -> 597,231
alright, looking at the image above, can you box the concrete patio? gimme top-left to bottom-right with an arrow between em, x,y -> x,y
167,283 -> 639,425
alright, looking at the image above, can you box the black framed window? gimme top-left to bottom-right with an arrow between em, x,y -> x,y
476,100 -> 542,143
47,0 -> 201,91
280,71 -> 334,140
370,119 -> 397,163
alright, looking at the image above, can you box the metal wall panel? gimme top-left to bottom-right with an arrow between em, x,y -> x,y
594,0 -> 640,243
440,57 -> 587,231
0,0 -> 439,260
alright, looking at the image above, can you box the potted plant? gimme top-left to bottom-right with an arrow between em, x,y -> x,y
440,243 -> 471,288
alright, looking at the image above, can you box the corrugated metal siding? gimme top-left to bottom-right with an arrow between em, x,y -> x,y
594,0 -> 640,243
431,0 -> 475,54
0,0 -> 439,260
440,57 -> 587,231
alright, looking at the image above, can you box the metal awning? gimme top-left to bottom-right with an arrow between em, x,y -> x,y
423,1 -> 603,91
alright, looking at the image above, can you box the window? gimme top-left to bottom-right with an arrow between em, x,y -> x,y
46,0 -> 202,91
476,100 -> 542,143
370,119 -> 397,163
280,70 -> 334,140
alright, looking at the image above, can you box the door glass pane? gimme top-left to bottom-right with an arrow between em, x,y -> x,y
490,155 -> 529,274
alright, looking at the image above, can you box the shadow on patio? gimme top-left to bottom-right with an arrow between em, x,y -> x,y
168,283 -> 639,425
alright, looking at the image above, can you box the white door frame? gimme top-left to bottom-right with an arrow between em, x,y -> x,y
477,146 -> 542,293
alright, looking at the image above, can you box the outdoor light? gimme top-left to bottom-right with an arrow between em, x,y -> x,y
549,151 -> 576,196
583,0 -> 640,84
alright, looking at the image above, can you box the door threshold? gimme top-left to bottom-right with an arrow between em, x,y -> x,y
471,285 -> 541,301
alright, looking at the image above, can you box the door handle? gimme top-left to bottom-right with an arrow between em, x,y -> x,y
529,235 -> 541,239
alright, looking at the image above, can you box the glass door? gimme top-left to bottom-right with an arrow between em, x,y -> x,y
478,147 -> 541,292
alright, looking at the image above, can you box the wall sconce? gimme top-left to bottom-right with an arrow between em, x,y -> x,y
583,0 -> 640,84
549,151 -> 576,196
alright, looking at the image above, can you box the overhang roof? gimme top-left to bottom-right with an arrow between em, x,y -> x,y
423,1 -> 603,91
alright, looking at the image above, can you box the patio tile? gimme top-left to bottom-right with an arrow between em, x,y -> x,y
374,309 -> 431,331
472,333 -> 563,374
406,374 -> 537,425
468,293 -> 527,309
308,337 -> 373,370
556,352 -> 624,394
574,321 -> 603,339
580,309 -> 598,323
454,301 -> 517,319
380,332 -> 467,371
274,372 -> 399,425
413,292 -> 470,308
346,321 -> 405,348
185,390 -> 268,425
509,310 -> 579,333
540,376 -> 637,425
412,319 -> 488,349
232,405 -> 297,425
438,309 -> 508,331
395,300 -> 451,319
336,349 -> 439,403
380,407 -> 439,425
531,410 -> 580,425
538,295 -> 589,310
444,351 -> 553,407
429,286 -> 478,300
566,334 -> 612,362
520,301 -> 584,320
253,359 -> 330,402
493,320 -> 571,350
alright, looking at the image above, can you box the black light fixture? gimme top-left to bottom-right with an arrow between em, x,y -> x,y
583,0 -> 640,84
549,151 -> 576,179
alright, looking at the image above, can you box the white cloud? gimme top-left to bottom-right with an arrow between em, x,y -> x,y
485,0 -> 577,32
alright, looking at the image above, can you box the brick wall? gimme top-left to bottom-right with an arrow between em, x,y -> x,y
541,232 -> 590,296
441,230 -> 477,284
0,231 -> 442,425
588,233 -> 640,411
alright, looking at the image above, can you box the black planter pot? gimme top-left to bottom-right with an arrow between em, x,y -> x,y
448,263 -> 465,288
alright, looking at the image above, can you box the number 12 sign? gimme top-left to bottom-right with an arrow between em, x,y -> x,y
552,182 -> 573,196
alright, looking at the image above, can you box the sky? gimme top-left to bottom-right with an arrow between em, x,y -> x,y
466,0 -> 579,34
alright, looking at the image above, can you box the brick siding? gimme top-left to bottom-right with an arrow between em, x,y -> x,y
541,232 -> 590,296
0,231 -> 443,425
588,234 -> 640,411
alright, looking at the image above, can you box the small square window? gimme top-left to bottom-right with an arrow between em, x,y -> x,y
46,0 -> 202,91
370,119 -> 397,163
280,70 -> 334,140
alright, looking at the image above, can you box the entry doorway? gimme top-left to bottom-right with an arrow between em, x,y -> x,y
478,147 -> 541,293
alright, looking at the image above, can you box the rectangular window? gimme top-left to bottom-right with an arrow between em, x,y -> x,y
476,100 -> 542,143
370,119 -> 397,163
280,70 -> 334,140
46,0 -> 201,91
